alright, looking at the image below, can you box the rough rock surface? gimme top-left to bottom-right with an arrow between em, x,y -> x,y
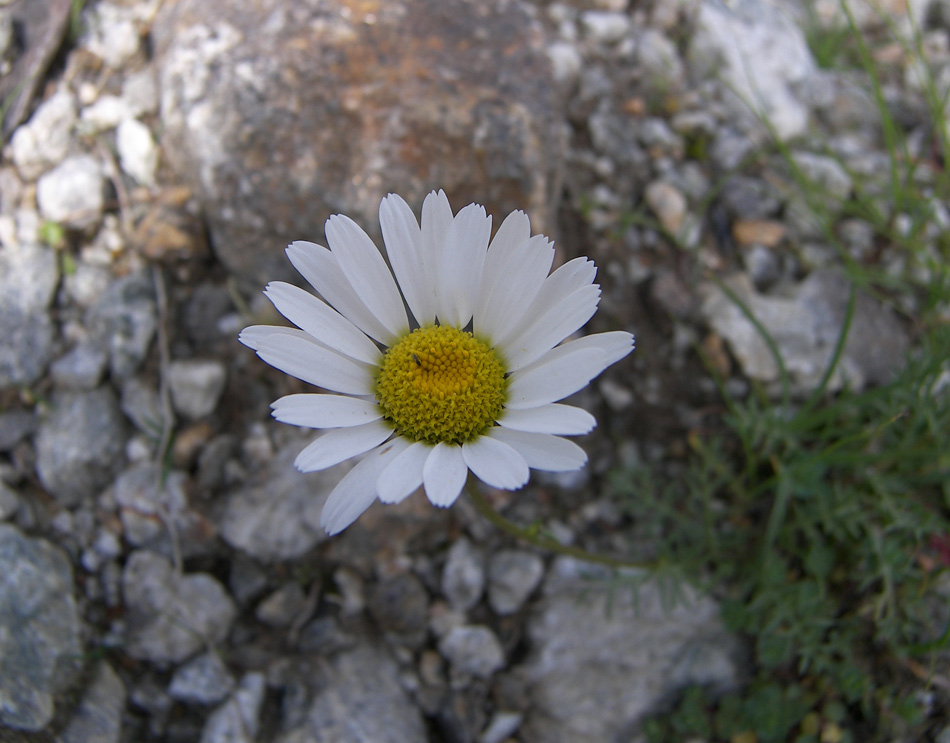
151,0 -> 566,280
0,524 -> 83,732
57,662 -> 127,743
35,388 -> 127,506
701,270 -> 910,393
521,558 -> 742,743
276,645 -> 428,743
122,550 -> 237,667
0,241 -> 58,388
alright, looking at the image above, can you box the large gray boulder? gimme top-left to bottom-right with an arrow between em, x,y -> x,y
152,0 -> 566,281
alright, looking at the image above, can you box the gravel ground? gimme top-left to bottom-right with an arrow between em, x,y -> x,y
0,0 -> 945,741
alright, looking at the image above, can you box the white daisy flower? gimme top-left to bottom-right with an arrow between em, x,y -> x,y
239,190 -> 634,535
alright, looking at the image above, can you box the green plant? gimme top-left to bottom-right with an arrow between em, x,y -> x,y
616,3 -> 950,741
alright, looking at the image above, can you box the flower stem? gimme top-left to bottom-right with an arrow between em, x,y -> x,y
466,487 -> 662,571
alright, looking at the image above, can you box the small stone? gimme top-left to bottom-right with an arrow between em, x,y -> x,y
50,343 -> 109,390
168,359 -> 227,420
219,434 -> 334,563
580,11 -> 631,43
169,652 -> 236,705
0,242 -> 59,387
10,89 -> 76,180
645,180 -> 687,235
0,480 -> 19,520
439,625 -> 506,680
123,549 -> 237,667
114,462 -> 213,556
547,42 -> 582,85
0,409 -> 37,452
280,645 -> 427,742
732,219 -> 786,248
442,537 -> 485,611
35,388 -> 127,506
120,376 -> 164,437
87,271 -> 158,378
81,2 -> 141,69
0,524 -> 83,731
36,154 -> 105,230
80,95 -> 133,133
368,573 -> 429,647
199,672 -> 266,743
481,711 -> 524,743
487,550 -> 544,616
255,582 -> 310,628
57,662 -> 126,743
743,245 -> 783,290
117,118 -> 158,186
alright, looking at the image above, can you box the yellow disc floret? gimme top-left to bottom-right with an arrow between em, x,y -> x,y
375,326 -> 507,445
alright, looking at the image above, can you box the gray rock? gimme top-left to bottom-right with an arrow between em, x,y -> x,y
10,88 -> 76,180
152,0 -> 565,280
580,11 -> 631,43
0,524 -> 83,731
56,661 -> 126,743
116,117 -> 158,186
481,711 -> 524,743
119,376 -> 164,437
199,672 -> 266,743
35,388 -> 127,506
442,537 -> 485,611
0,480 -> 19,520
688,0 -> 815,140
719,175 -> 783,221
86,271 -> 157,378
0,241 -> 59,388
700,271 -> 910,394
219,434 -> 335,562
122,549 -> 237,667
521,558 -> 741,743
80,1 -> 141,69
644,179 -> 688,235
0,409 -> 38,452
276,645 -> 427,743
168,359 -> 227,420
169,652 -> 236,705
50,343 -> 109,390
36,154 -> 105,230
487,550 -> 544,616
114,462 -> 214,557
368,572 -> 429,647
439,625 -> 506,679
636,29 -> 685,94
255,582 -> 310,628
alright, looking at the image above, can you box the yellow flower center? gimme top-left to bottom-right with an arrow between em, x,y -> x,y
375,326 -> 507,445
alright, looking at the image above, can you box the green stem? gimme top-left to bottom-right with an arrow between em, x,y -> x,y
466,487 -> 661,571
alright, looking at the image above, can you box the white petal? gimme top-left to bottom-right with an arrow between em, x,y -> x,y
518,330 -> 635,376
499,403 -> 596,435
325,215 -> 409,340
493,257 -> 597,348
488,428 -> 588,472
421,190 -> 454,325
286,241 -> 394,344
462,436 -> 529,490
438,203 -> 492,328
500,284 -> 602,370
473,210 -> 530,327
505,348 -> 606,409
380,193 -> 433,327
239,324 -> 299,351
263,282 -> 382,365
377,441 -> 430,504
271,394 -> 382,428
294,420 -> 393,472
320,438 -> 410,535
422,443 -> 468,507
254,329 -> 375,395
474,231 -> 554,344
